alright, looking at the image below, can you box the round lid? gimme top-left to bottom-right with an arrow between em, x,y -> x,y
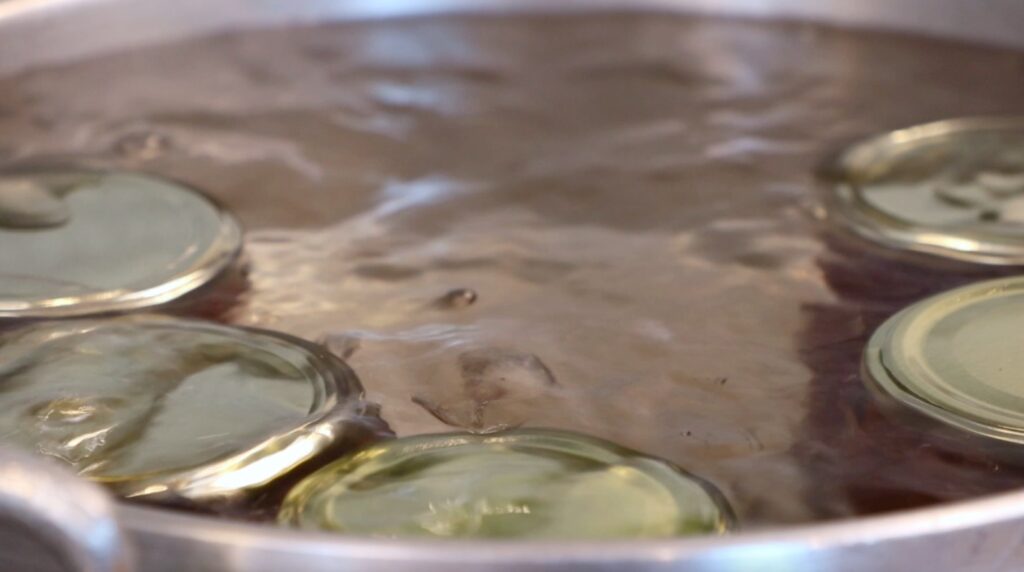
821,117 -> 1024,264
278,429 -> 732,539
0,169 -> 242,318
865,276 -> 1024,444
0,316 -> 373,504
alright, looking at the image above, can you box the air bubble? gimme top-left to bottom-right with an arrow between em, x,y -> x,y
434,288 -> 478,309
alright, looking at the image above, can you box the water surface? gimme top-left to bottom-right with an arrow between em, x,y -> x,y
2,13 -> 1024,527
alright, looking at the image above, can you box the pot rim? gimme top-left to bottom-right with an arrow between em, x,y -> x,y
119,483 -> 1024,562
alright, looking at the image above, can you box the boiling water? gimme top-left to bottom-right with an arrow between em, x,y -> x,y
2,13 -> 1024,527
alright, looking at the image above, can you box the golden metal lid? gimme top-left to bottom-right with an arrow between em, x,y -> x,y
0,316 -> 383,506
279,429 -> 733,539
0,169 -> 242,318
865,276 -> 1024,445
821,117 -> 1024,264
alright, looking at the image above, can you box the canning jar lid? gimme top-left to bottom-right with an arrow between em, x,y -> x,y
821,117 -> 1024,264
0,316 -> 377,505
865,276 -> 1024,444
0,169 -> 242,318
278,428 -> 733,539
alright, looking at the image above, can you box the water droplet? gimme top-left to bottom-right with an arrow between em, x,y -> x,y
434,288 -> 477,309
0,178 -> 70,229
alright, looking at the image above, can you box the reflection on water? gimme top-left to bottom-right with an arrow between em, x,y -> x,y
1,13 -> 1024,526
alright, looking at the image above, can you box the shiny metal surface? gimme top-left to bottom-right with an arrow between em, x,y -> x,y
864,276 -> 1024,452
278,429 -> 733,539
0,170 -> 243,318
0,448 -> 132,572
2,0 -> 1024,571
0,317 -> 387,509
118,495 -> 1024,572
1,0 -> 1023,77
821,117 -> 1024,265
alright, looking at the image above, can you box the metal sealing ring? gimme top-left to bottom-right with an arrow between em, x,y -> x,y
0,168 -> 243,319
864,275 -> 1024,448
820,117 -> 1024,265
0,316 -> 389,507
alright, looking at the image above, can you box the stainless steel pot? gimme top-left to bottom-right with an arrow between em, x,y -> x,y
3,0 -> 1024,570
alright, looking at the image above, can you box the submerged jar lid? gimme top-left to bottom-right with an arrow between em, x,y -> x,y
278,429 -> 733,539
0,316 -> 379,505
821,117 -> 1024,264
865,276 -> 1024,445
0,169 -> 242,318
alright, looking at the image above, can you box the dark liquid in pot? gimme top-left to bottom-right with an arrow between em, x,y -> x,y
2,13 -> 1024,527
